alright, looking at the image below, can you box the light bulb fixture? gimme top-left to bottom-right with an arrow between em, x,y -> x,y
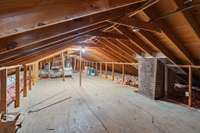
81,46 -> 86,53
132,27 -> 140,32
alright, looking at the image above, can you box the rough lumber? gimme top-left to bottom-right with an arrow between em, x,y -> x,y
23,65 -> 28,97
115,26 -> 154,55
0,69 -> 7,113
110,16 -> 161,33
88,31 -> 128,40
94,40 -> 130,62
0,1 -> 144,52
61,52 -> 65,81
29,65 -> 32,91
112,63 -> 115,81
188,66 -> 192,107
122,64 -> 125,83
15,67 -> 20,108
102,38 -> 137,62
0,23 -> 111,66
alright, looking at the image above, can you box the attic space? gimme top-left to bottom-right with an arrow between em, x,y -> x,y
1,0 -> 200,133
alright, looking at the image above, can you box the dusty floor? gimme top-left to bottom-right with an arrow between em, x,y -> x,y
9,74 -> 200,133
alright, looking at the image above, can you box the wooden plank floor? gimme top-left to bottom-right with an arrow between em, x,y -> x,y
10,74 -> 200,133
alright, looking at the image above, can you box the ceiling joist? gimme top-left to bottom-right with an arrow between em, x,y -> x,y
109,16 -> 161,33
88,30 -> 128,40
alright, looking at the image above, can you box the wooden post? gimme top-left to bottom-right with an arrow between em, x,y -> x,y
32,64 -> 35,86
105,63 -> 108,78
100,63 -> 102,77
83,60 -> 85,71
39,62 -> 43,70
122,64 -> 125,83
61,52 -> 65,81
15,67 -> 20,108
0,69 -> 7,113
112,63 -> 115,81
74,58 -> 77,71
29,65 -> 32,90
23,65 -> 28,97
188,66 -> 192,107
32,62 -> 39,85
79,50 -> 82,87
48,61 -> 51,78
96,62 -> 98,70
164,65 -> 168,97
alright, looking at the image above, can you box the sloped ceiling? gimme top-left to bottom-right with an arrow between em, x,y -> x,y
0,0 -> 200,68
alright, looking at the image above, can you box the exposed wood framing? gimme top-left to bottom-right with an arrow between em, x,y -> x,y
139,30 -> 183,64
79,50 -> 82,87
122,64 -> 125,83
109,16 -> 161,33
106,39 -> 138,60
88,31 -> 128,40
100,63 -> 102,76
105,63 -> 108,78
144,9 -> 198,64
96,39 -> 135,62
115,25 -> 155,55
23,65 -> 28,97
15,67 -> 20,108
61,52 -> 65,81
0,1 -> 146,66
112,63 -> 115,80
188,66 -> 192,107
102,38 -> 137,62
0,69 -> 7,113
174,0 -> 200,38
29,65 -> 32,90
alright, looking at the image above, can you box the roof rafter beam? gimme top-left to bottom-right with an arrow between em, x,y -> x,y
139,30 -> 184,64
144,9 -> 198,64
174,0 -> 200,38
0,1 -> 145,52
109,16 -> 161,33
116,39 -> 143,55
88,30 -> 128,40
0,23 -> 111,65
115,25 -> 155,55
94,39 -> 133,62
91,41 -> 127,62
102,38 -> 137,62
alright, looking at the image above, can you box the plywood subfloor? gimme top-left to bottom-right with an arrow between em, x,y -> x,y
10,75 -> 200,133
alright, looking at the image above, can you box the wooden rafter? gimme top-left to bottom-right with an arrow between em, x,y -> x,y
0,23 -> 111,64
139,30 -> 183,64
88,30 -> 128,40
95,39 -> 135,62
115,25 -> 155,55
102,38 -> 137,62
0,25 -> 111,64
174,0 -> 200,38
144,9 -> 198,64
92,42 -> 126,62
109,16 -> 161,33
0,1 -> 145,52
116,39 -> 143,55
